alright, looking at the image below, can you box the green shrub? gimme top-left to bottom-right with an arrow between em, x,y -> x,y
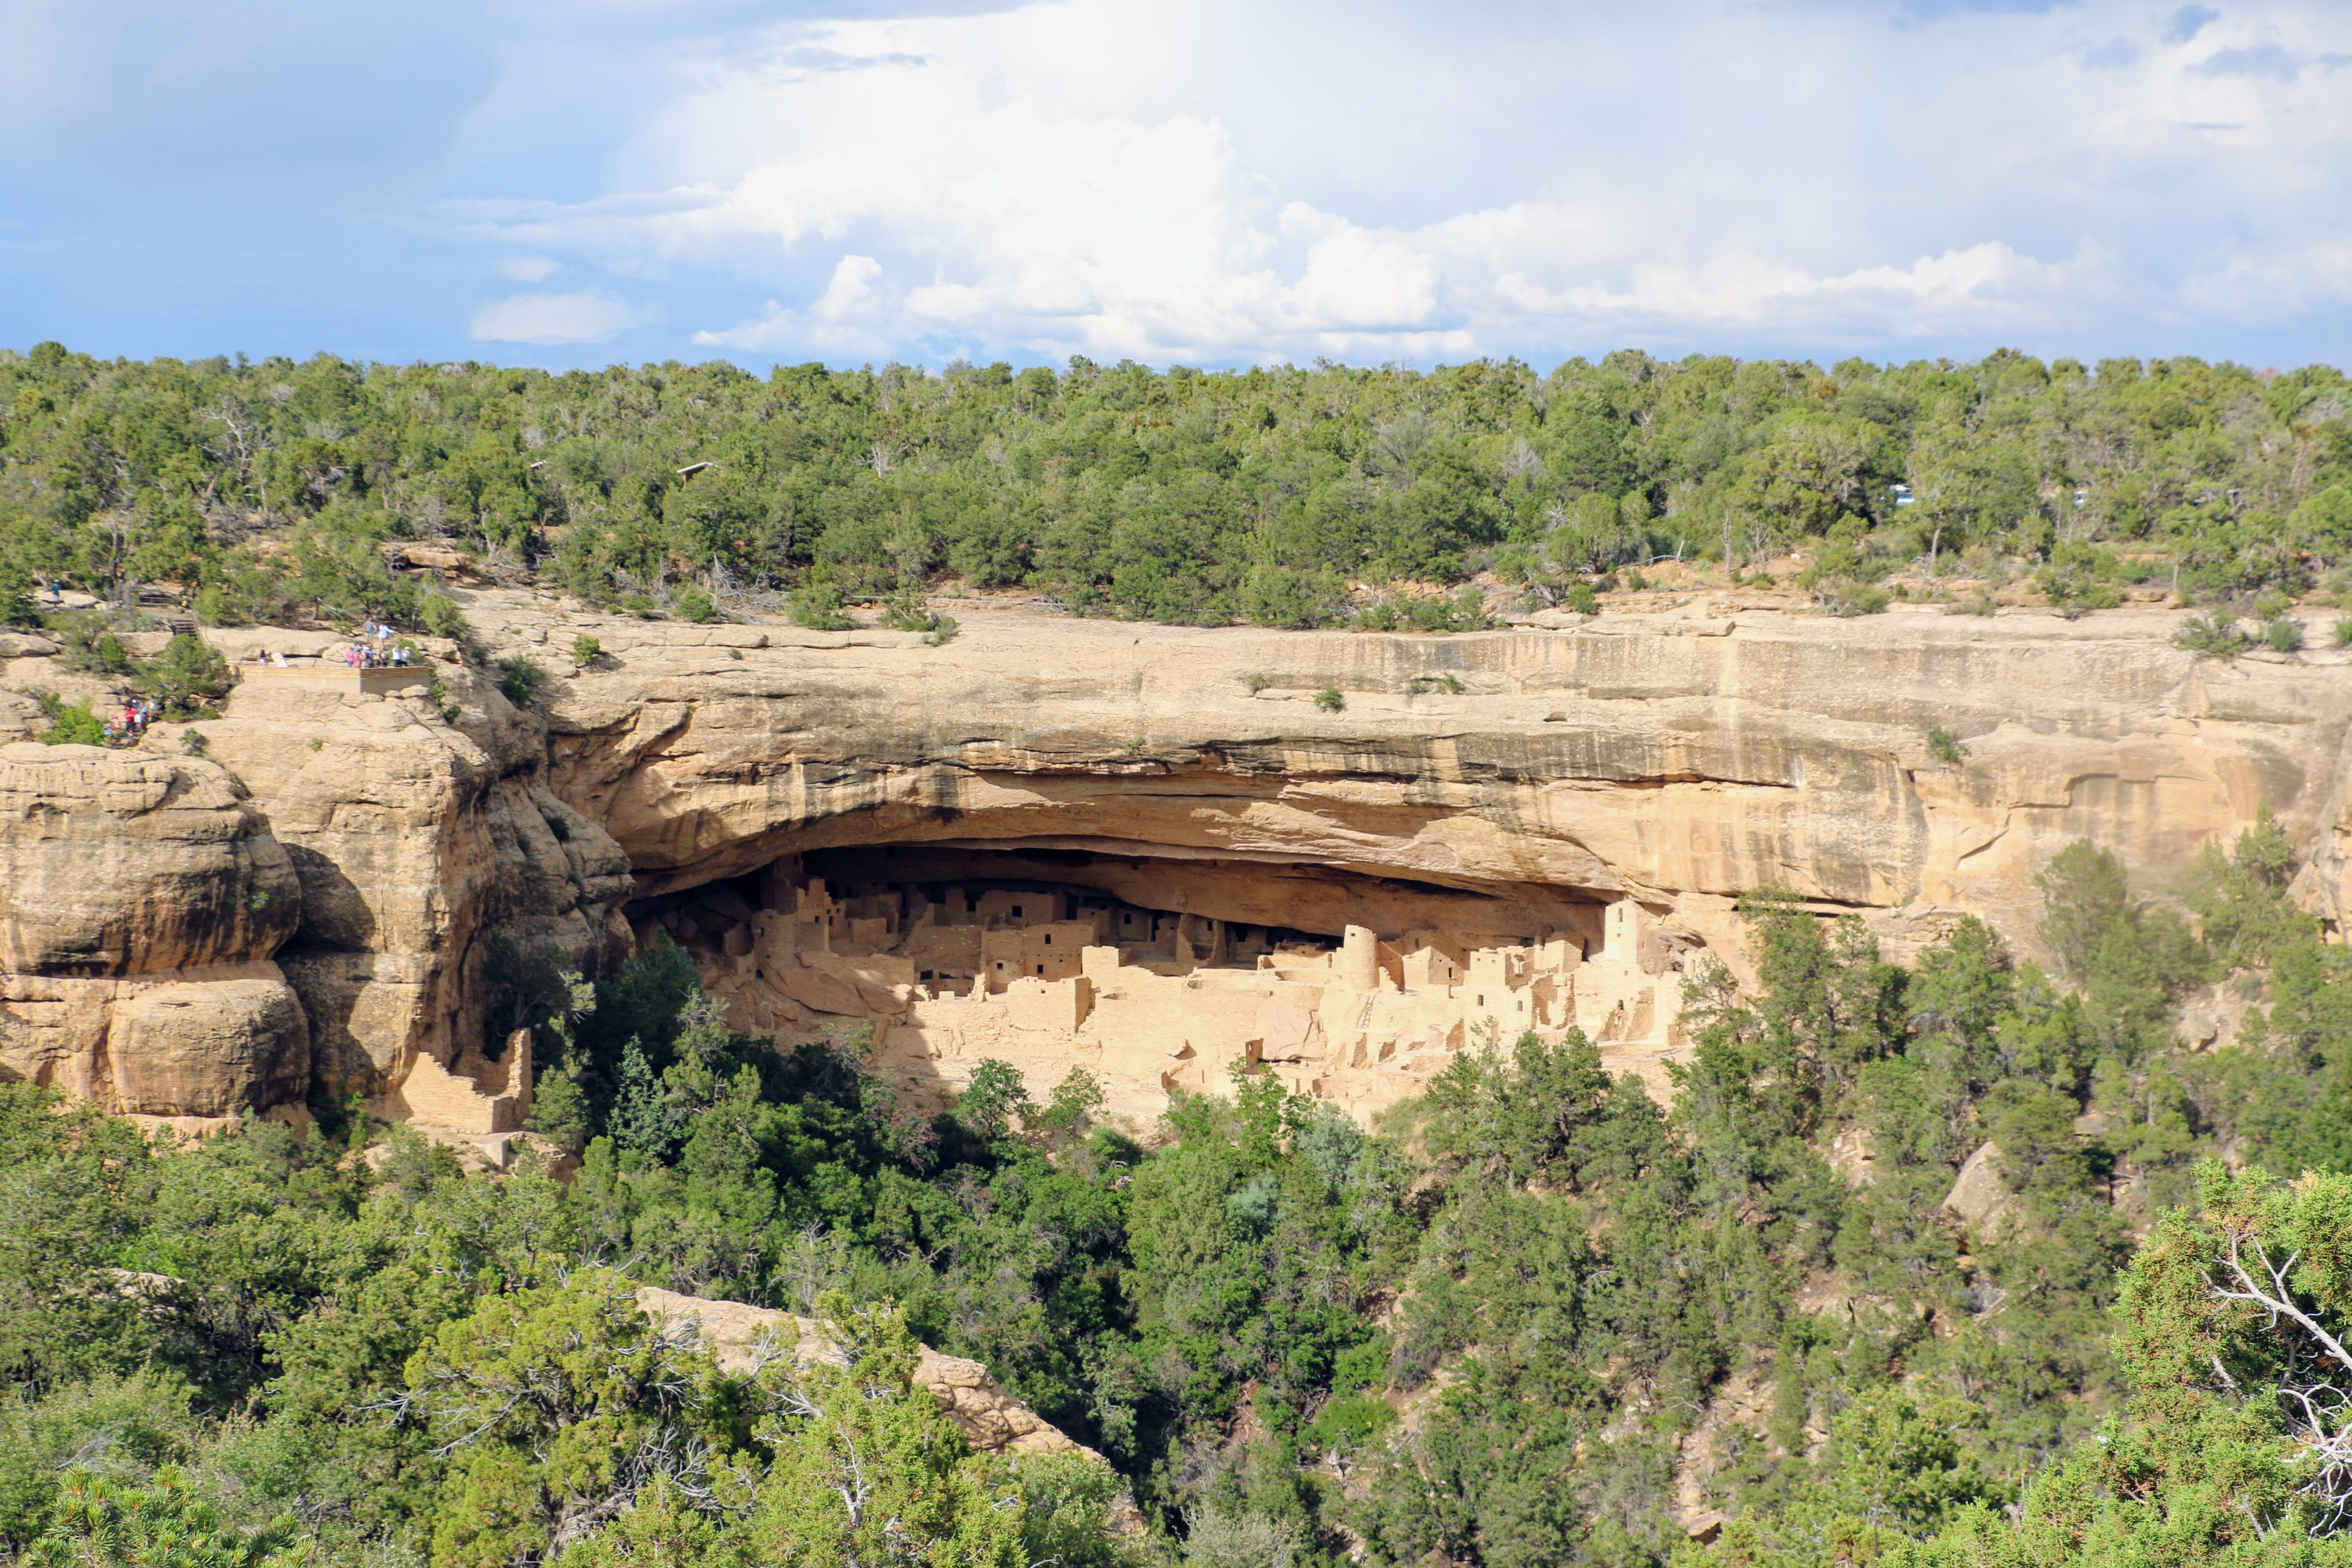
1823,581 -> 1891,617
671,585 -> 715,623
1314,685 -> 1345,712
1926,725 -> 1968,764
40,701 -> 106,746
136,634 -> 231,717
2173,613 -> 2246,659
2335,617 -> 2352,648
2265,617 -> 2305,653
179,728 -> 209,757
1400,585 -> 1490,633
878,583 -> 941,632
788,580 -> 856,631
59,625 -> 136,676
570,634 -> 602,667
1944,589 -> 1998,617
496,655 -> 546,708
418,594 -> 468,639
1562,582 -> 1600,616
1245,673 -> 1270,693
192,584 -> 235,626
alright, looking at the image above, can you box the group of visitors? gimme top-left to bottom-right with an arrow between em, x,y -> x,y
104,698 -> 159,747
344,620 -> 412,669
240,627 -> 413,670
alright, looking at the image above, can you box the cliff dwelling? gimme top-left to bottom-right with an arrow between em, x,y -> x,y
628,842 -> 1700,1126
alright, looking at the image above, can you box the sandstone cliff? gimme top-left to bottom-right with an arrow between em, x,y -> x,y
4,594 -> 2347,1128
501,596 -> 2352,972
0,636 -> 632,1127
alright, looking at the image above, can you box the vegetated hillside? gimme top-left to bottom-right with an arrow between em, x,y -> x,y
1,343 -> 2350,635
6,813 -> 2352,1568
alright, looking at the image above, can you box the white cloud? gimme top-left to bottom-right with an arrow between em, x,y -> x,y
496,255 -> 559,282
1490,242 -> 2118,338
470,289 -> 657,345
2184,243 -> 2352,319
436,0 -> 2352,365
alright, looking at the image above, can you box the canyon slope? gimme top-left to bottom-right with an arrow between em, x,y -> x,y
2,594 -> 2346,1131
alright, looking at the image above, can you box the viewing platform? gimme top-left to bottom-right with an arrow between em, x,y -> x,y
232,661 -> 430,695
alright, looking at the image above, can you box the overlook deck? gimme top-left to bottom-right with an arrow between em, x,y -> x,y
232,662 -> 429,695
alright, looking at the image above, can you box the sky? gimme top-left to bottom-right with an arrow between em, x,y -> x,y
2,0 -> 2350,373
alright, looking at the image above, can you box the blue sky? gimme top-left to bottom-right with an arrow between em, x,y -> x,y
3,0 -> 2350,372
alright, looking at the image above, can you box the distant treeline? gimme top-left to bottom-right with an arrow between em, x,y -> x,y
2,342 -> 2349,628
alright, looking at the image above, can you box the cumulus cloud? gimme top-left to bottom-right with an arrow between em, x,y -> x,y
2184,243 -> 2352,319
470,290 -> 658,345
413,0 -> 2352,366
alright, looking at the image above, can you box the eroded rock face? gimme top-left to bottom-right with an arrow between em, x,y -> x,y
13,593 -> 2352,1129
0,743 -> 301,976
0,743 -> 311,1119
509,599 -> 2352,975
196,665 -> 632,1098
105,973 -> 311,1117
0,652 -> 635,1122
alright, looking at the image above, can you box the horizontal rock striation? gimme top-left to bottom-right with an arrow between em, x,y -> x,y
9,593 -> 2350,1128
516,599 -> 2352,970
0,646 -> 634,1123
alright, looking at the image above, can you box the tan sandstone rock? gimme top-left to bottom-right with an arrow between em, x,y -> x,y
0,742 -> 300,975
634,1287 -> 1107,1462
509,599 -> 2352,976
195,667 -> 633,1099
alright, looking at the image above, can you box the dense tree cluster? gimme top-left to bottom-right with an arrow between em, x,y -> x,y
3,343 -> 2350,631
6,814 -> 2352,1567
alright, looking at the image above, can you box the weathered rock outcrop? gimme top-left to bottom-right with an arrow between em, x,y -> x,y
0,646 -> 634,1124
500,597 -> 2352,972
8,591 -> 2350,1128
0,742 -> 307,1121
195,666 -> 632,1099
0,742 -> 301,976
634,1287 -> 1107,1462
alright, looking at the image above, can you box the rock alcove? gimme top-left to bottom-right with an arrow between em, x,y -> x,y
625,837 -> 1693,1126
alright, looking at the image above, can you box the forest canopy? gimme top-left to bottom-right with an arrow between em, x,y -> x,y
7,815 -> 2352,1568
2,343 -> 2349,630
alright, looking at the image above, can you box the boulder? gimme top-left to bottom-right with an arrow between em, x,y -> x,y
1942,1142 -> 2014,1234
105,974 -> 310,1116
0,962 -> 307,1118
634,1287 -> 1106,1462
0,744 -> 301,975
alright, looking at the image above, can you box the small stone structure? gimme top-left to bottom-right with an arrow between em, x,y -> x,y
374,1027 -> 533,1133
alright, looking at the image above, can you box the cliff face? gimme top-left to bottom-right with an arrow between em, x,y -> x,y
196,667 -> 633,1099
515,599 -> 2352,971
0,742 -> 307,1122
0,646 -> 632,1127
3,596 -> 2347,1127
